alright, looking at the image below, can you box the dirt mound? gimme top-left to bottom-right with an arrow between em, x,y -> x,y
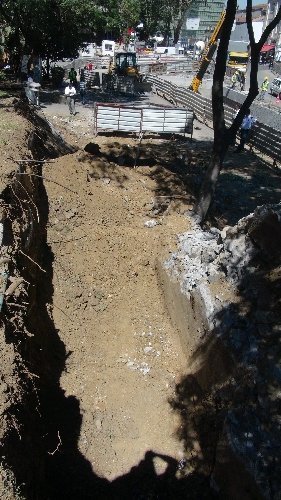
165,204 -> 281,498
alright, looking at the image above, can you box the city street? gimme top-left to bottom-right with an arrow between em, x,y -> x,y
162,62 -> 281,110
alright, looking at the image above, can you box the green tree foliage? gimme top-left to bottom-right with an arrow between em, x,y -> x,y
96,0 -> 141,42
0,0 -> 101,59
0,0 -> 193,61
140,0 -> 193,44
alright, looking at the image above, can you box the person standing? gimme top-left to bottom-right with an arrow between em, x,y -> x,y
68,67 -> 77,86
236,109 -> 256,152
65,82 -> 76,115
79,76 -> 86,105
231,71 -> 239,90
20,53 -> 30,82
240,71 -> 245,91
258,76 -> 269,101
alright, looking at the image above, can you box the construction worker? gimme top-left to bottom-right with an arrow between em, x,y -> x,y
236,108 -> 256,152
231,70 -> 239,90
258,76 -> 269,101
68,67 -> 77,87
240,71 -> 245,91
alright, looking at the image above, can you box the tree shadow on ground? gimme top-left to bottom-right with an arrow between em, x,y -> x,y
81,135 -> 280,227
212,148 -> 281,227
169,216 -> 281,498
41,88 -> 151,107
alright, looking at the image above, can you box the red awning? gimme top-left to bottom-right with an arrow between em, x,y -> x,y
260,44 -> 275,53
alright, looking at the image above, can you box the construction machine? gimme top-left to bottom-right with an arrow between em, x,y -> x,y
109,51 -> 140,78
190,10 -> 226,92
105,51 -> 144,94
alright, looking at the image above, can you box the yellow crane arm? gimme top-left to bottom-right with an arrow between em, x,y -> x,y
190,10 -> 226,92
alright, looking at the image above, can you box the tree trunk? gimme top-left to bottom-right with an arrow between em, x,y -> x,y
173,19 -> 183,44
46,55 -> 50,79
194,0 -> 237,224
194,1 -> 281,225
194,154 -> 222,223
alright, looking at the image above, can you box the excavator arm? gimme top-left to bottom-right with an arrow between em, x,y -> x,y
190,10 -> 226,92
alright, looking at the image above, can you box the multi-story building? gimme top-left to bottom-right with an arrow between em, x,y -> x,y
263,1 -> 281,66
236,3 -> 267,25
264,0 -> 281,43
180,0 -> 225,45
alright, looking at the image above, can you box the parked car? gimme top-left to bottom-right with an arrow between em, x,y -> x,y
269,77 -> 281,98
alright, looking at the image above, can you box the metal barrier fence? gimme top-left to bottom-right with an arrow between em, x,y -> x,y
139,61 -> 194,75
94,102 -> 194,138
147,75 -> 281,165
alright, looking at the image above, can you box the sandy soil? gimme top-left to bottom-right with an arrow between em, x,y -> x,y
43,133 -> 192,481
1,90 -> 280,496
41,94 -> 281,483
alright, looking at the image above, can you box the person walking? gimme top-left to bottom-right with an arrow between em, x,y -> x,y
258,76 -> 269,101
65,82 -> 76,115
236,109 -> 256,152
79,76 -> 86,105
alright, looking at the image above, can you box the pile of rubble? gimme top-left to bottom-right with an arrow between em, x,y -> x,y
165,203 -> 281,499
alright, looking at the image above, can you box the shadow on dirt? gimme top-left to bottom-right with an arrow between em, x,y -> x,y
169,218 -> 281,498
81,136 -> 280,228
41,87 -> 151,107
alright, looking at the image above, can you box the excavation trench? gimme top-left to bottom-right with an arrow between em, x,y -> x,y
1,99 -> 268,499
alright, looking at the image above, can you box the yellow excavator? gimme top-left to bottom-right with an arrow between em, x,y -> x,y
106,51 -> 143,93
190,10 -> 226,92
109,52 -> 140,78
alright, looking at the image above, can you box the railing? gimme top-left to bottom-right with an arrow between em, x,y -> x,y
94,102 -> 194,138
139,60 -> 199,76
147,75 -> 281,165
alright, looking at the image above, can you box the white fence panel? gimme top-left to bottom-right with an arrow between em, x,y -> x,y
94,102 -> 194,138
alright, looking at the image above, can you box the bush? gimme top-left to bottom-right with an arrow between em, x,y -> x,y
0,70 -> 7,82
51,66 -> 65,87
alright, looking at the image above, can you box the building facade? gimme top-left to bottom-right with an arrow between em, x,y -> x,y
264,1 -> 281,63
236,3 -> 267,25
180,0 -> 225,46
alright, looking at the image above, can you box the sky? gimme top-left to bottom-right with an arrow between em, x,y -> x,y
237,0 -> 265,7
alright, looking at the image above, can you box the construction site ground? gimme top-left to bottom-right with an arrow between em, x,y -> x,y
43,91 -> 281,493
0,89 -> 281,497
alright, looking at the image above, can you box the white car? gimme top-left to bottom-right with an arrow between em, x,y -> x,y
269,77 -> 281,98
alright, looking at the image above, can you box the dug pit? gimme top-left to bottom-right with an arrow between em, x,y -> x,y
0,96 -> 280,499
